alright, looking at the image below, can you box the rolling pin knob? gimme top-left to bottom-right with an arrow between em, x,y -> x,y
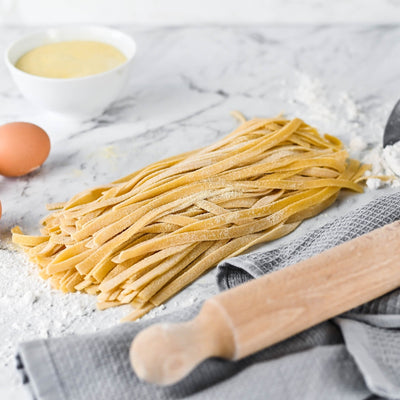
130,300 -> 235,385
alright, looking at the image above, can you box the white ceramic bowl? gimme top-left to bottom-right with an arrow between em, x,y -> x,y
5,26 -> 136,119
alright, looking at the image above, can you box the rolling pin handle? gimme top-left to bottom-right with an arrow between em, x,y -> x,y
130,300 -> 235,385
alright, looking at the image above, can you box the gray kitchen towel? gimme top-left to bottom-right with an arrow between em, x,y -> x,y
17,191 -> 400,400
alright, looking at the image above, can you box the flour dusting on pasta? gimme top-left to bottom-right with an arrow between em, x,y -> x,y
12,116 -> 369,321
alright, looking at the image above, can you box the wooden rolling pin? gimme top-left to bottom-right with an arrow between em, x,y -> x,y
130,220 -> 400,385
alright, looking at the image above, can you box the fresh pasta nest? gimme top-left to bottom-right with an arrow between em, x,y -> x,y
12,115 -> 369,321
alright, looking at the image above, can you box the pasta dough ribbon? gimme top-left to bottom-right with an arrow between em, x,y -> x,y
12,116 -> 370,321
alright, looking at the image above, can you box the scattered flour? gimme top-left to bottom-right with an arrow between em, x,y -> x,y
0,244 -> 117,393
0,239 -> 209,398
286,72 -> 367,135
286,71 -> 399,190
349,136 -> 367,154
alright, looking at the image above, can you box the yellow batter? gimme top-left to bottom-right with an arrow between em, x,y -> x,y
15,41 -> 127,79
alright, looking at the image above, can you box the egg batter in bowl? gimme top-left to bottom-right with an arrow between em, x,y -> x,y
15,41 -> 127,79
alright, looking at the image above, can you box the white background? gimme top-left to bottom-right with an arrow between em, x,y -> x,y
1,0 -> 400,25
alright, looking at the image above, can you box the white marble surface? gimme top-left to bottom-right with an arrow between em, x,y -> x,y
2,0 -> 400,25
0,25 -> 399,399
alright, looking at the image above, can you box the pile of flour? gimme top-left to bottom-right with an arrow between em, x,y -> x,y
283,72 -> 400,189
354,140 -> 400,190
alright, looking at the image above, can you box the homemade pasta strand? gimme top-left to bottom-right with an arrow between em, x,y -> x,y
12,116 -> 369,321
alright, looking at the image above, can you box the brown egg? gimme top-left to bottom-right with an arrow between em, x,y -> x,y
0,122 -> 50,177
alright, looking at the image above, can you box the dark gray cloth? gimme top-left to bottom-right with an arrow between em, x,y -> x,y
17,191 -> 400,400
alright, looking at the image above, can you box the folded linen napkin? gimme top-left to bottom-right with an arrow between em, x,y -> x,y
17,191 -> 400,400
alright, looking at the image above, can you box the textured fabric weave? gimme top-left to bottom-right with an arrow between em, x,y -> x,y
17,191 -> 400,400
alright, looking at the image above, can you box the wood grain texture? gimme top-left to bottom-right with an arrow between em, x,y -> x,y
131,220 -> 400,385
217,220 -> 400,358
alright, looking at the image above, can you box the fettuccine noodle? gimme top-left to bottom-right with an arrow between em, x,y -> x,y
12,115 -> 370,321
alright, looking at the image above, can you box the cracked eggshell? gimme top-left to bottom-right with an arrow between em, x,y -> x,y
0,122 -> 50,177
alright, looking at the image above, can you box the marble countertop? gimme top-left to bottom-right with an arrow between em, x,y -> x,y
3,0 -> 400,25
0,25 -> 399,399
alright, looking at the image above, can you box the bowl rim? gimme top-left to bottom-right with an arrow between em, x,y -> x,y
4,25 -> 137,83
